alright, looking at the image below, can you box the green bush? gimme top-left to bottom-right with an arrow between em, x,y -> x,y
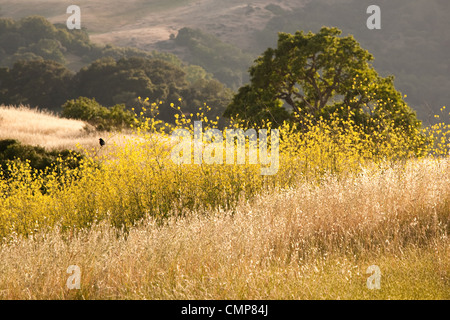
61,97 -> 134,131
0,139 -> 85,181
0,139 -> 89,196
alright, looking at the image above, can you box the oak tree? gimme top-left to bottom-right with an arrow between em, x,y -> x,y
224,27 -> 421,135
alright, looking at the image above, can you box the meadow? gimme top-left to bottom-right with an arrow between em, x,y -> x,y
0,103 -> 448,299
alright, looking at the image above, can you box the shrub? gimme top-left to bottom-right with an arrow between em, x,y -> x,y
0,139 -> 85,198
61,97 -> 134,131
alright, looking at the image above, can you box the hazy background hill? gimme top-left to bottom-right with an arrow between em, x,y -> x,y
0,1 -> 449,302
1,0 -> 449,125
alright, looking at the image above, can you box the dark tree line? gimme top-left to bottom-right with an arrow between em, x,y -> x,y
0,16 -> 91,67
0,57 -> 233,124
0,16 -> 233,124
172,27 -> 254,90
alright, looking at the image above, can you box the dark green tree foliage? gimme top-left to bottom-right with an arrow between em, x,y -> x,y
61,97 -> 134,131
0,59 -> 74,110
0,139 -> 86,194
0,56 -> 232,122
18,16 -> 56,42
73,56 -> 222,121
0,16 -> 232,122
181,78 -> 234,125
0,16 -> 213,84
225,27 -> 421,136
0,23 -> 25,56
174,27 -> 254,89
0,139 -> 84,175
253,0 -> 450,125
0,16 -> 101,67
224,85 -> 290,127
75,57 -> 156,107
0,16 -> 69,66
19,38 -> 66,64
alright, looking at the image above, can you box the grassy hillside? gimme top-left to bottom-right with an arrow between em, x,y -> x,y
0,16 -> 233,118
0,103 -> 449,299
0,105 -> 134,152
2,1 -> 447,122
0,0 -> 303,43
0,158 -> 449,299
0,105 -> 90,150
0,1 -> 449,301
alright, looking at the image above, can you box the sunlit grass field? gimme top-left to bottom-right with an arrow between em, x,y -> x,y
0,105 -> 137,154
0,104 -> 448,299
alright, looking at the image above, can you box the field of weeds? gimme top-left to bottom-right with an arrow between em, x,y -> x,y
0,104 -> 448,299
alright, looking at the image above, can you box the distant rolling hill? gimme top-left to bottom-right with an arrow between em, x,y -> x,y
2,0 -> 449,125
0,0 -> 308,51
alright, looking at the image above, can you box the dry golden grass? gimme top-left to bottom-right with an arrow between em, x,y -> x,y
0,158 -> 448,299
0,104 -> 448,300
0,105 -> 136,154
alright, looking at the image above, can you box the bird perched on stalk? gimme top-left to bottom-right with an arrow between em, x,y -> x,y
99,138 -> 106,147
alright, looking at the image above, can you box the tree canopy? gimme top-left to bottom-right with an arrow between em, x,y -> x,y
0,56 -> 232,123
0,59 -> 73,109
225,27 -> 421,135
253,0 -> 450,125
173,27 -> 254,89
0,15 -> 215,86
0,16 -> 232,124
